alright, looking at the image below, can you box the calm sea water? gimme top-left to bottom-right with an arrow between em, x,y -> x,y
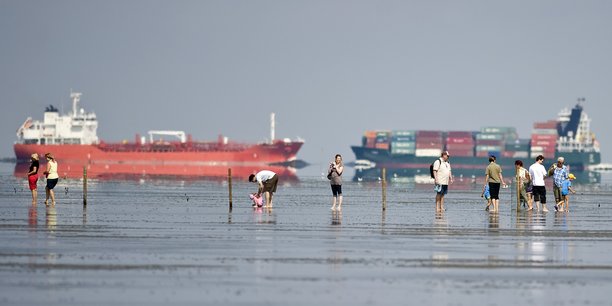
2,162 -> 612,306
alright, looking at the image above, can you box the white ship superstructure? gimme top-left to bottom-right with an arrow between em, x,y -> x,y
16,92 -> 99,146
556,101 -> 599,153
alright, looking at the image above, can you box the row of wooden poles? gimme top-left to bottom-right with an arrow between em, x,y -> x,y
80,167 -> 519,211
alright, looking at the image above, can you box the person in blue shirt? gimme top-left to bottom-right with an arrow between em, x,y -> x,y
557,173 -> 576,212
481,184 -> 492,211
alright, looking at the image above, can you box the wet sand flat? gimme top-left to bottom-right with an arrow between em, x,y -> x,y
2,170 -> 612,305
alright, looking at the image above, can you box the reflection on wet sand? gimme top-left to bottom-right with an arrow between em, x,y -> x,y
82,205 -> 87,226
253,207 -> 276,224
434,212 -> 447,229
28,205 -> 37,230
487,213 -> 499,230
331,210 -> 342,226
45,206 -> 56,232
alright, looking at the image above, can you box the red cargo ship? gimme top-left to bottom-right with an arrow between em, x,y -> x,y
14,92 -> 303,179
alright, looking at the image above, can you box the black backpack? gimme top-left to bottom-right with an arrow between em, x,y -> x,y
430,159 -> 441,179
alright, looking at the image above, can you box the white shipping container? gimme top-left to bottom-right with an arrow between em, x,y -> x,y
513,151 -> 529,158
391,142 -> 416,148
415,149 -> 442,157
475,145 -> 502,152
532,129 -> 558,135
481,127 -> 516,134
392,130 -> 416,136
476,133 -> 504,140
391,148 -> 416,155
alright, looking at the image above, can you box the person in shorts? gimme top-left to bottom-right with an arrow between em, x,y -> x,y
481,184 -> 492,211
249,170 -> 278,207
557,173 -> 576,212
44,152 -> 59,206
433,151 -> 452,212
27,153 -> 40,205
484,155 -> 506,213
529,155 -> 548,212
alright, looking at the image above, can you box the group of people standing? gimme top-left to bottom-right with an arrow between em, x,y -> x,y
433,151 -> 577,213
26,153 -> 59,206
31,151 -> 574,214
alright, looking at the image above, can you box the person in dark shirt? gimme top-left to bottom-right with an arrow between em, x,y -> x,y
27,153 -> 40,205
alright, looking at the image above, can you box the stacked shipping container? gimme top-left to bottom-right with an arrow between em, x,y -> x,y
503,139 -> 530,158
415,130 -> 443,157
475,127 -> 518,157
390,130 -> 416,155
530,120 -> 557,158
445,131 -> 474,157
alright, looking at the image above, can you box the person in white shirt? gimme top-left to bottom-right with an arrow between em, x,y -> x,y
249,170 -> 278,207
433,151 -> 453,212
528,155 -> 548,212
44,152 -> 59,206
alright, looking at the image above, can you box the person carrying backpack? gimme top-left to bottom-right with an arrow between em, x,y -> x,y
432,151 -> 453,212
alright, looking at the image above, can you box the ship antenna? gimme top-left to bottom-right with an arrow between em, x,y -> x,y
270,112 -> 275,144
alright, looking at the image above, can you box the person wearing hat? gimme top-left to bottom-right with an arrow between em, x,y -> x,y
558,173 -> 576,212
27,153 -> 40,205
551,157 -> 569,210
432,151 -> 452,212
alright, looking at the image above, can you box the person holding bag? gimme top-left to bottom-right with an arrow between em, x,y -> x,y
328,154 -> 344,211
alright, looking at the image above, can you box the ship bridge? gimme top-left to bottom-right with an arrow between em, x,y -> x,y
16,91 -> 99,145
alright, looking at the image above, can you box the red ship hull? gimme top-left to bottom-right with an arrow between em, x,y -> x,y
14,141 -> 302,179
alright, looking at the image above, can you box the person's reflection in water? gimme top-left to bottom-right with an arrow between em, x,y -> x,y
554,211 -> 568,229
488,213 -> 499,229
434,212 -> 448,230
331,210 -> 342,226
253,207 -> 275,224
515,210 -> 533,230
533,211 -> 547,229
28,206 -> 38,231
46,205 -> 57,232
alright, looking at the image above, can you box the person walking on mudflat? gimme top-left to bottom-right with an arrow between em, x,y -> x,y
328,154 -> 344,211
27,153 -> 40,205
43,153 -> 59,206
433,151 -> 452,212
515,160 -> 532,210
529,155 -> 549,212
484,155 -> 505,213
550,157 -> 568,211
249,170 -> 278,207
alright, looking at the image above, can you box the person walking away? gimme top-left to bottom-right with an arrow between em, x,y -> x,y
558,173 -> 576,212
27,153 -> 40,205
484,156 -> 505,212
44,153 -> 59,206
248,170 -> 278,207
550,157 -> 569,211
529,155 -> 548,212
515,160 -> 532,210
328,154 -> 344,211
481,184 -> 492,211
433,151 -> 452,212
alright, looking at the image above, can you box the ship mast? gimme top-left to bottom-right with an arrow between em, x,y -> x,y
270,112 -> 275,144
71,91 -> 82,117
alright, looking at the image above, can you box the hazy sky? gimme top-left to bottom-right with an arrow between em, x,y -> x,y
2,0 -> 611,175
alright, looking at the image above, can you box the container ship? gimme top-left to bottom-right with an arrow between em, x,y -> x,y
14,92 -> 304,179
352,101 -> 602,182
